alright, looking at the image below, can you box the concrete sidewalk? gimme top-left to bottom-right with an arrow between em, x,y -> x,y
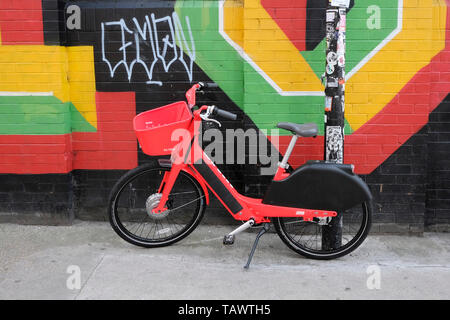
0,221 -> 449,300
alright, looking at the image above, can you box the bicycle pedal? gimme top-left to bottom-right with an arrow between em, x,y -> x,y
223,234 -> 235,245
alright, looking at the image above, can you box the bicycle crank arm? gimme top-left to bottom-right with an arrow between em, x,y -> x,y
223,219 -> 255,245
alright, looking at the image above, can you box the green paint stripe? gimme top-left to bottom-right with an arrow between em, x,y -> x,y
175,0 -> 353,135
0,96 -> 96,135
69,103 -> 97,133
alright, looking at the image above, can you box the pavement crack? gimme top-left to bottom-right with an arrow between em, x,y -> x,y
183,236 -> 224,245
377,262 -> 450,269
74,254 -> 105,300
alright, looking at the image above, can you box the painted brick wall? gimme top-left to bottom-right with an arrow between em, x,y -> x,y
0,0 -> 449,232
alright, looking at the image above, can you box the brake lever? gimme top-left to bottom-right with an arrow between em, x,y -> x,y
200,106 -> 222,127
200,113 -> 222,127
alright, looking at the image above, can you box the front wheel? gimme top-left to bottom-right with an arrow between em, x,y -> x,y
108,162 -> 206,248
274,201 -> 372,260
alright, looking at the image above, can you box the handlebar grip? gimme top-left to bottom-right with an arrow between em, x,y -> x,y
213,107 -> 237,121
201,82 -> 219,89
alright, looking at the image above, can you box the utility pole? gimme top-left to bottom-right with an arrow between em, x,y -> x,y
322,0 -> 350,250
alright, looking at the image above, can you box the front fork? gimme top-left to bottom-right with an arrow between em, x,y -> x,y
153,109 -> 205,214
152,162 -> 183,213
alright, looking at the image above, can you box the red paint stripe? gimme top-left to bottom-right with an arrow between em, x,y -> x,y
0,134 -> 72,174
72,91 -> 138,170
0,92 -> 138,174
0,0 -> 44,44
261,0 -> 308,52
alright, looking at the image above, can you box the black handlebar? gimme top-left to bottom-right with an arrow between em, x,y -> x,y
199,82 -> 219,89
212,107 -> 237,121
196,82 -> 237,121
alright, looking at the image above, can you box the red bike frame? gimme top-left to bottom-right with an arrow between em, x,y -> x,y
151,85 -> 337,224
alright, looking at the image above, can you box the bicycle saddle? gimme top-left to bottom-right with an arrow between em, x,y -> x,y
277,122 -> 318,137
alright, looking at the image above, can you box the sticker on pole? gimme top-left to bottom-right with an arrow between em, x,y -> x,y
326,10 -> 337,22
325,96 -> 333,112
330,0 -> 350,8
327,52 -> 338,65
326,64 -> 335,75
326,126 -> 344,163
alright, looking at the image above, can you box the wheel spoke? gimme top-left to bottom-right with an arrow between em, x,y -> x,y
166,196 -> 205,213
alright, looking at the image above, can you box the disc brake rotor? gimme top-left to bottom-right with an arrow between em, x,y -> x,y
145,193 -> 170,220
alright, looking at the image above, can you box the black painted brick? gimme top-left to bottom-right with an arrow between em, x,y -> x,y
425,94 -> 450,227
0,173 -> 73,224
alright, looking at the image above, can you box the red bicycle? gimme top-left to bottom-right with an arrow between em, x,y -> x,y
108,82 -> 372,267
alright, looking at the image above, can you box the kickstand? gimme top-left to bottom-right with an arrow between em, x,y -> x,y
244,223 -> 270,269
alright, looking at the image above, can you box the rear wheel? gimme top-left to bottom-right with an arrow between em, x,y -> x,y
274,201 -> 372,260
108,162 -> 206,248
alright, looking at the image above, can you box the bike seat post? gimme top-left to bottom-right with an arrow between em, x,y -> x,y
278,135 -> 298,170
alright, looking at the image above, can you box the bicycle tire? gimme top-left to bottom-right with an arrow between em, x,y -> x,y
108,161 -> 206,248
274,201 -> 372,260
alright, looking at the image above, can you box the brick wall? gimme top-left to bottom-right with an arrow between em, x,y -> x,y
0,0 -> 449,231
426,94 -> 450,230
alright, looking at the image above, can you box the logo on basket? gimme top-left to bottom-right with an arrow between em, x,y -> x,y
145,121 -> 153,128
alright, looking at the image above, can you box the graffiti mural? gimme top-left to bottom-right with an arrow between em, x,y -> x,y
0,0 -> 448,177
101,12 -> 195,85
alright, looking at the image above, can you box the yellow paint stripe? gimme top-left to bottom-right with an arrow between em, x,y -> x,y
224,0 -> 244,48
224,0 -> 323,92
346,0 -> 447,131
67,46 -> 97,127
0,43 -> 97,128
